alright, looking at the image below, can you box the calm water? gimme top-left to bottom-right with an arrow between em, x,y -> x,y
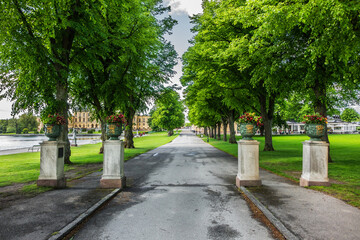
0,135 -> 101,151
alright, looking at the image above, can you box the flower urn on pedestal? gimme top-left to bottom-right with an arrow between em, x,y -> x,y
300,113 -> 329,187
38,113 -> 67,188
101,113 -> 127,189
237,112 -> 263,140
236,112 -> 263,187
42,113 -> 67,141
303,114 -> 327,141
106,114 -> 126,140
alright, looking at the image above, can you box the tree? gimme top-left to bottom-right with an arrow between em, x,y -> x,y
249,0 -> 360,161
18,113 -> 38,133
148,108 -> 162,132
70,1 -> 177,150
341,108 -> 360,122
151,89 -> 185,136
182,0 -> 283,149
0,1 -> 114,163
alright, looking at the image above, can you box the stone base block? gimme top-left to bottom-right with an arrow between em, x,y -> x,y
236,176 -> 261,187
300,177 -> 330,187
100,177 -> 126,189
37,178 -> 66,188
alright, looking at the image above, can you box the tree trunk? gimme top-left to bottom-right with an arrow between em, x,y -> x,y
313,77 -> 332,163
222,118 -> 228,142
125,128 -> 135,148
218,123 -> 221,140
124,107 -> 135,148
213,125 -> 217,139
228,110 -> 236,144
99,120 -> 106,154
168,129 -> 174,136
56,82 -> 72,164
258,92 -> 275,151
204,127 -> 208,136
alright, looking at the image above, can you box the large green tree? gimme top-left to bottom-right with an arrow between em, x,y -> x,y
248,0 -> 360,160
341,108 -> 360,122
70,1 -> 177,150
151,89 -> 185,136
72,0 -> 176,151
0,1 -> 113,163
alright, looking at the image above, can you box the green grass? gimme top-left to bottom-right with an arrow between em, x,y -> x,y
204,134 -> 360,208
0,131 -> 178,188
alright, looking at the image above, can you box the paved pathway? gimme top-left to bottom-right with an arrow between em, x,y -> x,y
73,130 -> 274,239
250,169 -> 360,240
3,130 -> 358,239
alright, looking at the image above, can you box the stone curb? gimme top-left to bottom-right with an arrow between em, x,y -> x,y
240,186 -> 299,240
48,188 -> 121,240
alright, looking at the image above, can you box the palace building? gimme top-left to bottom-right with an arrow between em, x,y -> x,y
68,111 -> 151,131
132,115 -> 151,131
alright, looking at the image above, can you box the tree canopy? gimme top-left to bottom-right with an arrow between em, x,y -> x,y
151,89 -> 185,136
0,1 -> 178,157
181,0 -> 360,155
341,108 -> 360,123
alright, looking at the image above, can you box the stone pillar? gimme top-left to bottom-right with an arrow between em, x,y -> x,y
236,140 -> 261,187
100,140 -> 126,188
300,141 -> 330,187
37,141 -> 66,188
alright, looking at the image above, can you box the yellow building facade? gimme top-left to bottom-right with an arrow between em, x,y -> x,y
68,112 -> 100,129
132,115 -> 151,131
68,112 -> 151,131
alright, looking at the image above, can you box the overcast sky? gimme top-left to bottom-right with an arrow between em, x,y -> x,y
0,0 -> 202,119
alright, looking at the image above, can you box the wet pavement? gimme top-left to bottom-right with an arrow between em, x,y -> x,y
73,130 -> 274,239
2,129 -> 359,240
248,169 -> 360,240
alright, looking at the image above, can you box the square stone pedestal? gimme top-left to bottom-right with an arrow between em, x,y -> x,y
100,140 -> 126,189
300,140 -> 330,187
37,141 -> 66,188
236,140 -> 261,187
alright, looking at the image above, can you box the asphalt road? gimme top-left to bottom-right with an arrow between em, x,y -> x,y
73,130 -> 274,240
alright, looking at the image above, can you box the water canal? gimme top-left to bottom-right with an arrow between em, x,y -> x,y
0,135 -> 101,151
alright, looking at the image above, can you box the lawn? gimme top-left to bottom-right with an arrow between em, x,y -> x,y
204,134 -> 360,208
0,131 -> 179,188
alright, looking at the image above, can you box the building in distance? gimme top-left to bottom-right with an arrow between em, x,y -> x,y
68,111 -> 151,131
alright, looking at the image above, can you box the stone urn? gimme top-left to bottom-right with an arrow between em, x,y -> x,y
305,124 -> 325,141
106,123 -> 123,140
45,124 -> 61,141
239,123 -> 256,140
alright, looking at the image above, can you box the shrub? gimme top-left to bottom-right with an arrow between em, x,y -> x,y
6,127 -> 16,133
22,128 -> 29,134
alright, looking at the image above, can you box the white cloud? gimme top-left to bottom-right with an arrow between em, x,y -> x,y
165,0 -> 203,16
